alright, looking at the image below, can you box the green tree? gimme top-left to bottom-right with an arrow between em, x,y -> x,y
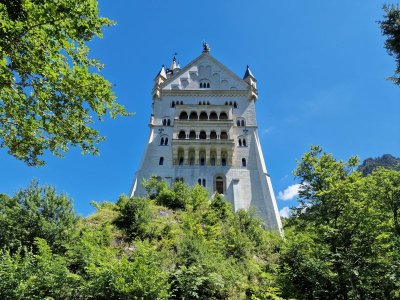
0,238 -> 82,300
114,195 -> 152,239
280,146 -> 400,299
0,179 -> 78,253
378,4 -> 400,86
0,0 -> 132,167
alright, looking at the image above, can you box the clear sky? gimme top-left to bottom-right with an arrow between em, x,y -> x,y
1,0 -> 399,218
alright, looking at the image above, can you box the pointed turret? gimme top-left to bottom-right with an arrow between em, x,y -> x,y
156,64 -> 167,79
166,53 -> 180,78
243,65 -> 254,80
152,64 -> 167,100
243,65 -> 258,101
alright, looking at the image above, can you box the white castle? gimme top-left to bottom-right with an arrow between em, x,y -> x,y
130,43 -> 282,231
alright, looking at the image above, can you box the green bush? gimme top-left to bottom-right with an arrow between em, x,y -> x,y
114,195 -> 152,239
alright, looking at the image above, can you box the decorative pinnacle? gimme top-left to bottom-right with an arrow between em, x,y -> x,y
202,41 -> 210,53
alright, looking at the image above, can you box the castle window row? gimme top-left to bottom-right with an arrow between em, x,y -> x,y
198,101 -> 210,105
175,148 -> 230,167
199,82 -> 210,88
177,130 -> 229,140
179,111 -> 228,120
238,137 -> 247,147
162,118 -> 172,126
197,178 -> 206,187
236,118 -> 246,126
160,136 -> 169,146
171,101 -> 184,108
171,175 -> 225,195
160,156 -> 246,168
224,101 -> 238,108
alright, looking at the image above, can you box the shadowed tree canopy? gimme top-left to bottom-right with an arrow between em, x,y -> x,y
378,4 -> 400,86
0,0 -> 132,167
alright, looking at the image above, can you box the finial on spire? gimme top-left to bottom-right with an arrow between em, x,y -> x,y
243,65 -> 254,79
156,64 -> 167,79
202,41 -> 210,53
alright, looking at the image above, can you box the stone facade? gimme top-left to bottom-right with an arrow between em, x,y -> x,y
130,45 -> 282,231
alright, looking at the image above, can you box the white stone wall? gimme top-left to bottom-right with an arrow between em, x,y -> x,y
130,52 -> 282,232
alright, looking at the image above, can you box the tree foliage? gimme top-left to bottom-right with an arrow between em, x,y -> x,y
279,146 -> 400,299
0,179 -> 78,253
2,159 -> 398,299
0,0 -> 132,166
378,4 -> 400,85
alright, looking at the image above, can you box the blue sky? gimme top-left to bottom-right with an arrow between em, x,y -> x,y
1,0 -> 399,218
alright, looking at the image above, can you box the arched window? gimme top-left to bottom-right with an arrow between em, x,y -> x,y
189,150 -> 195,165
242,158 -> 246,167
241,120 -> 245,126
179,111 -> 188,120
179,158 -> 184,166
221,158 -> 226,166
198,101 -> 202,105
220,131 -> 228,139
199,83 -> 203,88
210,131 -> 217,139
171,101 -> 175,108
207,101 -> 210,105
189,112 -> 198,120
199,131 -> 207,139
180,101 -> 183,105
237,120 -> 240,126
207,83 -> 210,88
229,101 -> 232,105
209,112 -> 218,120
219,112 -> 228,120
215,176 -> 224,194
225,101 -> 228,105
189,131 -> 196,139
160,137 -> 164,146
200,150 -> 205,166
238,139 -> 242,147
234,102 -> 238,108
199,112 -> 208,120
178,131 -> 186,139
159,157 -> 164,165
202,179 -> 206,187
198,178 -> 202,185
167,119 -> 171,126
163,119 -> 167,126
210,151 -> 216,166
243,138 -> 247,147
165,138 -> 168,145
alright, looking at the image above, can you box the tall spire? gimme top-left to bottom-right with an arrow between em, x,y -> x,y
169,52 -> 178,70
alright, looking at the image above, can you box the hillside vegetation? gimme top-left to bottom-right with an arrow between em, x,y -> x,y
357,154 -> 400,176
0,146 -> 399,299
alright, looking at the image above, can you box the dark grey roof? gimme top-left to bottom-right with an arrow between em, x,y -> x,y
243,65 -> 254,79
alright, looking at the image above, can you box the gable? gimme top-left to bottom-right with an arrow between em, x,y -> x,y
162,53 -> 249,91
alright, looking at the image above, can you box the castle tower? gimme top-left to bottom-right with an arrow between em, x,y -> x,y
130,44 -> 282,231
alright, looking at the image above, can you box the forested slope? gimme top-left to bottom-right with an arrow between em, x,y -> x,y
0,147 -> 399,299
